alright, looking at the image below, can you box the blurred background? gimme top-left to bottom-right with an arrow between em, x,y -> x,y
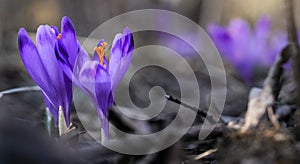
0,0 -> 298,83
1,0 -> 299,51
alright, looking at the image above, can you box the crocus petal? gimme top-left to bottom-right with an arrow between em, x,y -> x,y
109,27 -> 134,92
78,61 -> 101,104
79,61 -> 98,89
209,19 -> 257,82
255,16 -> 271,40
78,61 -> 107,99
228,19 -> 251,59
95,65 -> 112,104
254,17 -> 272,65
73,46 -> 91,81
55,41 -> 83,87
207,23 -> 233,59
18,28 -> 58,108
59,16 -> 79,69
55,17 -> 81,88
61,75 -> 72,125
95,65 -> 113,138
36,25 -> 64,95
36,25 -> 72,125
51,25 -> 59,36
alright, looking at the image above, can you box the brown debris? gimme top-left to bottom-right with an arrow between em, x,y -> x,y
241,86 -> 274,132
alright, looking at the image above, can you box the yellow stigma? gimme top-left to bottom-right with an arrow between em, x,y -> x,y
57,33 -> 62,40
94,42 -> 108,68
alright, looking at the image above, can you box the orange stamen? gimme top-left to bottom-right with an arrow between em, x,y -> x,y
94,42 -> 108,68
57,33 -> 62,40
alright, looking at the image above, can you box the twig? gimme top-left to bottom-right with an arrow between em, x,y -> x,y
165,94 -> 224,124
284,0 -> 300,108
194,148 -> 218,160
165,94 -> 207,117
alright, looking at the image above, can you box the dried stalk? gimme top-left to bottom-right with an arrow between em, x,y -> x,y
284,0 -> 300,108
241,45 -> 293,132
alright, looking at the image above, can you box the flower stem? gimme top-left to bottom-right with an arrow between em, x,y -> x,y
0,86 -> 40,98
45,107 -> 54,136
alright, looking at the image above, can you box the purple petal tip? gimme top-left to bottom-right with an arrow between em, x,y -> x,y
18,28 -> 31,52
123,27 -> 132,34
62,16 -> 75,34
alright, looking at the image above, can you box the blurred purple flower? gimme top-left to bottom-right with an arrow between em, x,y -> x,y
18,19 -> 72,125
207,16 -> 289,82
55,17 -> 134,137
158,32 -> 199,58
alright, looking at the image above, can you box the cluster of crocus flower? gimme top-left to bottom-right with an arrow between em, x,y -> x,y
18,16 -> 134,137
207,16 -> 290,83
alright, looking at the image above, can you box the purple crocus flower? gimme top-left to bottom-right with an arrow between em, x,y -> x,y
18,20 -> 72,125
158,32 -> 199,58
207,16 -> 288,83
55,17 -> 134,137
